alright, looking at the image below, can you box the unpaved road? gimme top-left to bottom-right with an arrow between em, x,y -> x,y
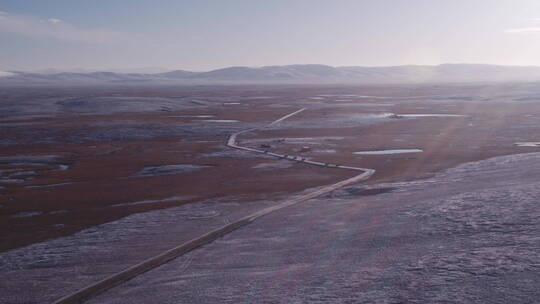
54,108 -> 375,303
88,152 -> 540,304
227,107 -> 373,171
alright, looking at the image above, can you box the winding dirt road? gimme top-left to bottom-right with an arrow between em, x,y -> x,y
54,108 -> 375,304
227,108 -> 372,172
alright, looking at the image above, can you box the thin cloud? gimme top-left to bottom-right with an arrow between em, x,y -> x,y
0,11 -> 127,43
505,27 -> 540,34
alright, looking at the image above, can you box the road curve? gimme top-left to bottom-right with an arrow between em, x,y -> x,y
227,107 -> 372,172
53,108 -> 375,304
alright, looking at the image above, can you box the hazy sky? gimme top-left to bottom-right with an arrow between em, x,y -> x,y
2,0 -> 540,71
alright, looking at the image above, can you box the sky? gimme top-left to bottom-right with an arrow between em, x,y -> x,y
2,0 -> 540,71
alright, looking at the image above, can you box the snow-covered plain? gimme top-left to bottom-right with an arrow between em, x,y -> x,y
2,153 -> 540,303
88,152 -> 540,304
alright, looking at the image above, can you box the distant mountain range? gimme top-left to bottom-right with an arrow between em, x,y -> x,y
3,64 -> 540,85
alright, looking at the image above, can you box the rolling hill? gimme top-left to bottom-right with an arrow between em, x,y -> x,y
3,64 -> 540,85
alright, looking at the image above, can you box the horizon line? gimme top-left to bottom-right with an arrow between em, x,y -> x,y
6,62 -> 540,74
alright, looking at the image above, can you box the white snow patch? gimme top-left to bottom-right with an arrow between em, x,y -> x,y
25,182 -> 72,188
398,114 -> 465,118
252,161 -> 293,170
133,164 -> 213,177
111,196 -> 193,207
201,120 -> 239,123
12,211 -> 43,218
515,142 -> 540,147
353,149 -> 423,155
168,115 -> 214,118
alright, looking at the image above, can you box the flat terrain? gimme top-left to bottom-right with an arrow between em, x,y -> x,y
2,83 -> 540,303
87,152 -> 540,304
